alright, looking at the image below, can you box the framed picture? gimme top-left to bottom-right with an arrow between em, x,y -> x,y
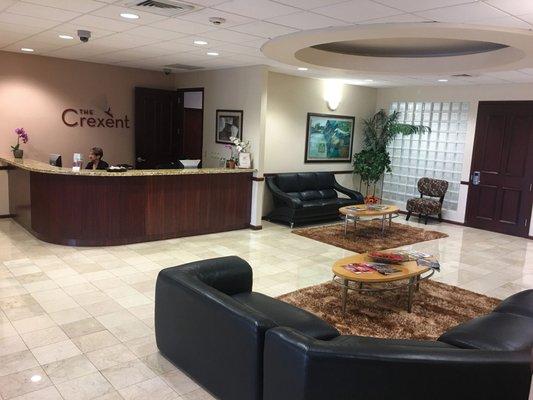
305,113 -> 355,163
216,109 -> 243,144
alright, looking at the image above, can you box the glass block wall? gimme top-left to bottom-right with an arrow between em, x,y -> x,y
382,101 -> 469,211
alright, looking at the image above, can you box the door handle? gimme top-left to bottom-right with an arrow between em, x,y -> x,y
471,171 -> 481,185
136,157 -> 146,163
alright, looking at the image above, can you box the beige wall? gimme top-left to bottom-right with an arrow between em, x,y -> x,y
376,83 -> 533,234
0,52 -> 174,165
174,66 -> 269,226
262,72 -> 377,216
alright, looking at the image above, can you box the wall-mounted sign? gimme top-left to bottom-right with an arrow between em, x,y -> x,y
62,107 -> 130,129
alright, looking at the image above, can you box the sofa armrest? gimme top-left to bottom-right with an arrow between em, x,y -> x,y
264,327 -> 532,400
333,179 -> 364,203
266,177 -> 303,209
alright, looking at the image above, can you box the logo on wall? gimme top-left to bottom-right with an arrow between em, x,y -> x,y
61,107 -> 130,129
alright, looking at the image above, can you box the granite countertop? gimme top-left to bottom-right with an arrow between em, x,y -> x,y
0,157 -> 255,177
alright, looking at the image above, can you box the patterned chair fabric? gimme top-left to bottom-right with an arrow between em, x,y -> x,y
406,177 -> 449,223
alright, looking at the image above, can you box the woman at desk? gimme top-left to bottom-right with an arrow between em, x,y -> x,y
86,147 -> 109,170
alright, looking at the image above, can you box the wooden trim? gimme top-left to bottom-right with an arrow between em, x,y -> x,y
264,170 -> 352,177
251,176 -> 264,182
398,210 -> 464,226
0,214 -> 13,219
0,165 -> 14,170
460,181 -> 469,185
249,224 -> 262,230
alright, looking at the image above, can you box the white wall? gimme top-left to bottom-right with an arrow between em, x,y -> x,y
262,72 -> 377,216
376,83 -> 533,234
174,66 -> 268,226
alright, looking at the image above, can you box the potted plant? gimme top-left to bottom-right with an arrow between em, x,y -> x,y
353,110 -> 430,203
11,128 -> 29,159
224,144 -> 238,169
229,136 -> 251,168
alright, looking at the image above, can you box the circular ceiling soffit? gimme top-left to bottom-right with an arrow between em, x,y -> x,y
261,23 -> 533,75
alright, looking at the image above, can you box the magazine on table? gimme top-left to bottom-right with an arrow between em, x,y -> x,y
416,258 -> 441,271
344,262 -> 401,275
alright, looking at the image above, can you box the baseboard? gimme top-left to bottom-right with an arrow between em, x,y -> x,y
398,210 -> 464,226
0,214 -> 13,219
249,224 -> 262,230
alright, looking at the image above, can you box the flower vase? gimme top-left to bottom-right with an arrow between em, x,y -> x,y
226,160 -> 236,169
13,149 -> 23,159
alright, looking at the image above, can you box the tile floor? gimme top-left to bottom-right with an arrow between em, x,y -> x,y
0,217 -> 531,399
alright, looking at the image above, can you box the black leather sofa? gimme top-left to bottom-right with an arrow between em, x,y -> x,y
266,172 -> 364,227
155,257 -> 532,400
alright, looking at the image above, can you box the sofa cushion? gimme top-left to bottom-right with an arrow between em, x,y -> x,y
298,173 -> 318,191
276,174 -> 299,193
438,312 -> 533,351
494,289 -> 533,318
315,172 -> 335,189
300,190 -> 321,201
406,197 -> 442,215
318,189 -> 337,199
232,292 -> 339,340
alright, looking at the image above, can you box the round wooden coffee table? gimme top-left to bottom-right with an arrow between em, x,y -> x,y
332,253 -> 434,313
339,205 -> 399,236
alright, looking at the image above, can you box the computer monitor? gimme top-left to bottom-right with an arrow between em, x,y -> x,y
49,154 -> 62,167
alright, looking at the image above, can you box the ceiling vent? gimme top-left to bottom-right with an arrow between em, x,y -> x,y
165,63 -> 204,71
121,0 -> 196,16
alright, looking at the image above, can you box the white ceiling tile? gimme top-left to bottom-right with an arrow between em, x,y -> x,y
359,13 -> 430,23
374,0 -> 475,13
149,18 -> 217,34
52,22 -> 116,39
267,11 -> 347,29
123,26 -> 188,40
416,2 -> 508,23
215,42 -> 264,56
274,0 -> 349,10
22,0 -> 106,13
0,20 -> 44,34
484,70 -> 533,82
470,15 -> 531,28
6,1 -> 80,21
313,0 -> 401,23
0,12 -> 60,28
484,0 -> 533,16
0,0 -> 15,12
213,0 -> 300,19
170,35 -> 228,49
177,8 -> 253,27
229,21 -> 297,38
201,28 -> 262,43
2,40 -> 65,53
68,14 -> 138,32
0,31 -> 27,46
90,5 -> 168,25
147,40 -> 199,52
513,13 -> 533,25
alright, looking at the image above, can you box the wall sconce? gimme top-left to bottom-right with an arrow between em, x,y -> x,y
323,79 -> 343,111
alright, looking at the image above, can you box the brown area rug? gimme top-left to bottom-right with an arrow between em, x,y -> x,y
292,221 -> 448,253
279,280 -> 499,340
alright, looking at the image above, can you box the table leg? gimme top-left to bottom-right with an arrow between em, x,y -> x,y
389,213 -> 392,227
359,282 -> 363,290
381,215 -> 385,234
416,275 -> 420,292
341,279 -> 348,314
353,217 -> 357,237
407,277 -> 415,313
344,216 -> 348,236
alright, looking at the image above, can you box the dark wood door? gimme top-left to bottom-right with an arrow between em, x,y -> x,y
465,101 -> 533,237
182,108 -> 203,159
135,87 -> 180,169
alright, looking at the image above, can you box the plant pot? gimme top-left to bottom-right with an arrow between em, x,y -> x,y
226,160 -> 236,169
13,149 -> 23,159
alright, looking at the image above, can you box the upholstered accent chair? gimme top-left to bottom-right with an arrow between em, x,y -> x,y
406,177 -> 449,224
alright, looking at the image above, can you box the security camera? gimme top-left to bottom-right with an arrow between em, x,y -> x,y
163,68 -> 172,75
209,17 -> 226,26
77,30 -> 91,43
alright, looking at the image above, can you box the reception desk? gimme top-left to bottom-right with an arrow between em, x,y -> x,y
1,157 -> 254,246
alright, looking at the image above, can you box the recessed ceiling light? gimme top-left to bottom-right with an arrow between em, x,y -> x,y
21,48 -> 34,52
207,52 -> 219,56
194,40 -> 208,45
438,79 -> 448,82
58,34 -> 73,40
297,67 -> 308,71
120,12 -> 139,19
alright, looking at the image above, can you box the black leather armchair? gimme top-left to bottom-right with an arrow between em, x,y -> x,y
266,172 -> 364,227
155,256 -> 339,400
263,327 -> 531,400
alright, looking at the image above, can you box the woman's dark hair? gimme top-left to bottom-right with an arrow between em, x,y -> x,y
91,147 -> 104,159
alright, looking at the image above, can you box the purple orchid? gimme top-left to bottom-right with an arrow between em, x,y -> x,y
11,128 -> 29,152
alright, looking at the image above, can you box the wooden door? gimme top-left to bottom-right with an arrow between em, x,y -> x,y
465,101 -> 533,237
178,89 -> 204,161
135,87 -> 180,169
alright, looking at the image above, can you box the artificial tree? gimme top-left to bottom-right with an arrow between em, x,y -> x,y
353,109 -> 430,202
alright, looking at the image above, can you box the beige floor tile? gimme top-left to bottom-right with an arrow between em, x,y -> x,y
162,370 -> 199,396
0,350 -> 38,377
125,335 -> 158,358
142,352 -> 177,375
61,317 -> 105,338
119,376 -> 180,400
30,339 -> 81,365
0,366 -> 52,399
43,354 -> 98,384
101,359 -> 156,390
20,326 -> 68,349
72,330 -> 120,353
10,386 -> 63,400
0,335 -> 28,356
86,343 -> 137,370
56,372 -> 115,400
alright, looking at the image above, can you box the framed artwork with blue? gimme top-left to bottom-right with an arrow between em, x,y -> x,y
305,113 -> 355,163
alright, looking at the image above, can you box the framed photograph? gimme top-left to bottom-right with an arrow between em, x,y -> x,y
216,109 -> 243,144
238,152 -> 251,169
305,113 -> 355,163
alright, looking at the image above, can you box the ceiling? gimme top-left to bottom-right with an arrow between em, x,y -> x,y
2,0 -> 533,87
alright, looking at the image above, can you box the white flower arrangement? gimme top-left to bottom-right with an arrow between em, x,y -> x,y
229,136 -> 250,153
